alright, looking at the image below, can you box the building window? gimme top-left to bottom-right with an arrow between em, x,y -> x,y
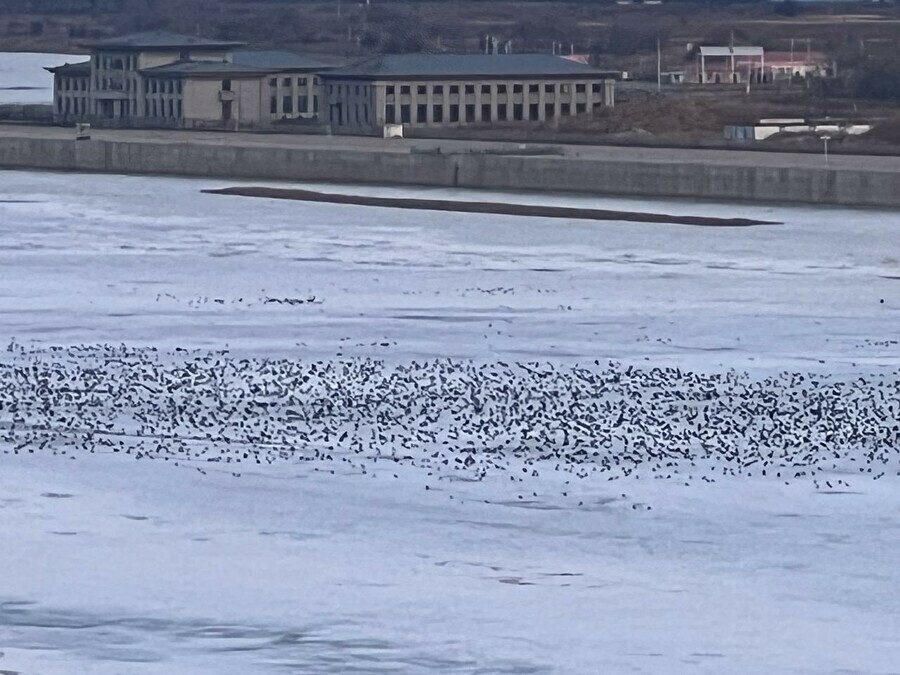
450,85 -> 459,94
400,104 -> 411,123
283,77 -> 292,87
222,79 -> 232,92
386,105 -> 395,124
298,95 -> 308,112
433,85 -> 443,95
270,96 -> 277,114
481,84 -> 491,94
313,96 -> 318,113
592,82 -> 601,93
465,104 -> 475,122
529,84 -> 539,93
529,103 -> 539,119
544,84 -> 554,93
513,103 -> 523,120
401,85 -> 410,95
576,83 -> 586,93
269,78 -> 277,86
417,85 -> 426,95
416,103 -> 427,123
497,103 -> 507,120
513,84 -> 523,93
386,85 -> 395,96
449,104 -> 459,122
481,103 -> 491,121
497,85 -> 507,94
545,103 -> 554,118
561,84 -> 570,94
298,77 -> 307,86
432,105 -> 443,123
283,95 -> 293,114
465,84 -> 475,94
576,102 -> 586,114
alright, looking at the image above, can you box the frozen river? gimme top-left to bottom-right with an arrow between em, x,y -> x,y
0,170 -> 899,674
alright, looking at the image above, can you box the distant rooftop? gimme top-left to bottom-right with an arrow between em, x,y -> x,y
232,49 -> 336,71
140,50 -> 338,78
324,54 -> 604,80
44,60 -> 91,75
82,30 -> 245,51
140,61 -> 269,78
699,46 -> 765,57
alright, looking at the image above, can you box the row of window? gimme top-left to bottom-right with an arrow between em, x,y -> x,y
384,82 -> 602,97
148,98 -> 181,119
95,74 -> 131,92
146,79 -> 182,95
58,77 -> 89,92
96,54 -> 137,71
269,95 -> 319,115
383,100 -> 589,125
268,76 -> 320,88
327,84 -> 371,97
56,96 -> 87,115
332,102 -> 370,127
56,95 -> 183,119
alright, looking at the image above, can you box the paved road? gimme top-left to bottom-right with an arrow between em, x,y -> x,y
2,123 -> 899,172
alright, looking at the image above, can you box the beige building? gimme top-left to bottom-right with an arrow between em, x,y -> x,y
47,31 -> 332,129
48,33 -> 615,136
322,54 -> 616,134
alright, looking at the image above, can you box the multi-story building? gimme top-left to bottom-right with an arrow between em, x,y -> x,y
321,54 -> 616,134
47,32 -> 616,135
46,30 -> 332,129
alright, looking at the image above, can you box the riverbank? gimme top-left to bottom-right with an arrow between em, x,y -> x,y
1,125 -> 899,207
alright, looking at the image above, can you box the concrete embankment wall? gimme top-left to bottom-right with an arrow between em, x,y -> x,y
1,134 -> 898,208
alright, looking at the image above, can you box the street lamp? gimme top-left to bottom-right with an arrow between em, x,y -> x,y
820,134 -> 831,167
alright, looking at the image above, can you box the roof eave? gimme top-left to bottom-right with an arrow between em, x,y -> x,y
82,40 -> 246,51
323,71 -> 601,80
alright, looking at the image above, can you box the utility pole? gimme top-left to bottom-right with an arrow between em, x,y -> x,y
657,37 -> 661,92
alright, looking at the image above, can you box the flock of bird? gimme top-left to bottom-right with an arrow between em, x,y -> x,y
1,342 -> 898,492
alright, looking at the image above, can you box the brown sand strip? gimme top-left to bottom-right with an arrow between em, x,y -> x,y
201,187 -> 781,227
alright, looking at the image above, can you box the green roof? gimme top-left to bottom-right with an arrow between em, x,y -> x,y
324,54 -> 603,80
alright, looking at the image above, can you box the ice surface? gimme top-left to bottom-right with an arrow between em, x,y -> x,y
0,170 -> 899,674
0,53 -> 83,105
0,170 -> 897,370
